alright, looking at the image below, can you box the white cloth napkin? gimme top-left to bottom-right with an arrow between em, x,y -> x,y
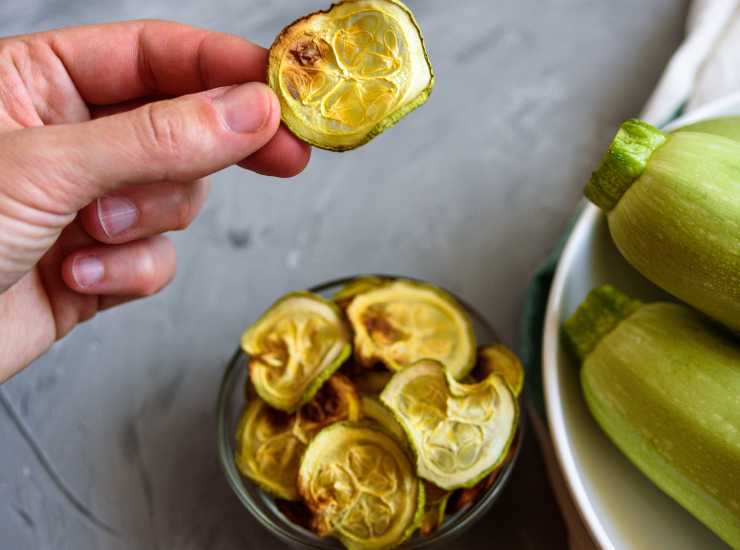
544,2 -> 740,548
641,0 -> 740,125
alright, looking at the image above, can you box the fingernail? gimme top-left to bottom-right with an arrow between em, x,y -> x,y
214,83 -> 272,134
97,196 -> 138,237
72,256 -> 104,288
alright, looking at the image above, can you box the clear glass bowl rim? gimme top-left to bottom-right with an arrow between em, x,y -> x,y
216,274 -> 526,548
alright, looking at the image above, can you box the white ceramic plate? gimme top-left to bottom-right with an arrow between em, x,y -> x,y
542,93 -> 740,550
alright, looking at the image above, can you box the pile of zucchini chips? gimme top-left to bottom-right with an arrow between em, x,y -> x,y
235,276 -> 523,549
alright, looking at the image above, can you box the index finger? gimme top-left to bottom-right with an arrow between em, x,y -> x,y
40,20 -> 269,105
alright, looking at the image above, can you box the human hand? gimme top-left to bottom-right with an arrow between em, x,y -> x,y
0,20 -> 311,380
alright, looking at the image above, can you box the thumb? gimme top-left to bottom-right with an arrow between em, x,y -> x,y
0,82 -> 280,214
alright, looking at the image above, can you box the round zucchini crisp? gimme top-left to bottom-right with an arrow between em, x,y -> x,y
381,360 -> 518,490
235,375 -> 360,500
476,344 -> 525,397
298,421 -> 424,549
346,279 -> 476,379
267,0 -> 434,151
241,291 -> 351,412
333,276 -> 389,311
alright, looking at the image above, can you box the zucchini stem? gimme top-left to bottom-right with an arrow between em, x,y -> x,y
563,285 -> 642,361
585,119 -> 666,211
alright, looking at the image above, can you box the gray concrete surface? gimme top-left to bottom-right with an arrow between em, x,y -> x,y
0,1 -> 687,548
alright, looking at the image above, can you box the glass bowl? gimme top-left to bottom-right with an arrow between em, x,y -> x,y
216,275 -> 525,548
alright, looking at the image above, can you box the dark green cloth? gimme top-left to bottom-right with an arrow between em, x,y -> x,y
519,214 -> 580,415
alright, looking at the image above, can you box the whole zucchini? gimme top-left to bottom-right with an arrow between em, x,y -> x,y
565,286 -> 740,549
585,119 -> 740,331
675,115 -> 740,142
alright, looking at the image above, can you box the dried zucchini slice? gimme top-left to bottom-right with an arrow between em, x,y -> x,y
295,373 -> 362,436
475,344 -> 525,396
451,432 -> 518,513
333,276 -> 390,311
242,291 -> 351,411
235,398 -> 301,500
235,374 -> 360,500
346,280 -> 476,379
267,0 -> 434,151
381,360 -> 518,490
419,482 -> 450,536
298,421 -> 424,549
360,395 -> 406,444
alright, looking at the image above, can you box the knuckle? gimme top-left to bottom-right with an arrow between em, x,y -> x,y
0,38 -> 28,61
138,101 -> 189,164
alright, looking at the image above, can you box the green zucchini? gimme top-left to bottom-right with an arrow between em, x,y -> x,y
585,119 -> 740,331
674,115 -> 740,142
565,286 -> 740,549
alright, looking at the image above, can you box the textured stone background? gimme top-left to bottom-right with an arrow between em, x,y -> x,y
0,1 -> 687,548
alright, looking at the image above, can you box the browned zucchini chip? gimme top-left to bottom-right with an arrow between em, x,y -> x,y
298,421 -> 424,549
242,291 -> 351,411
235,374 -> 360,500
347,280 -> 476,379
475,343 -> 525,396
268,0 -> 434,151
333,276 -> 390,311
381,360 -> 518,490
